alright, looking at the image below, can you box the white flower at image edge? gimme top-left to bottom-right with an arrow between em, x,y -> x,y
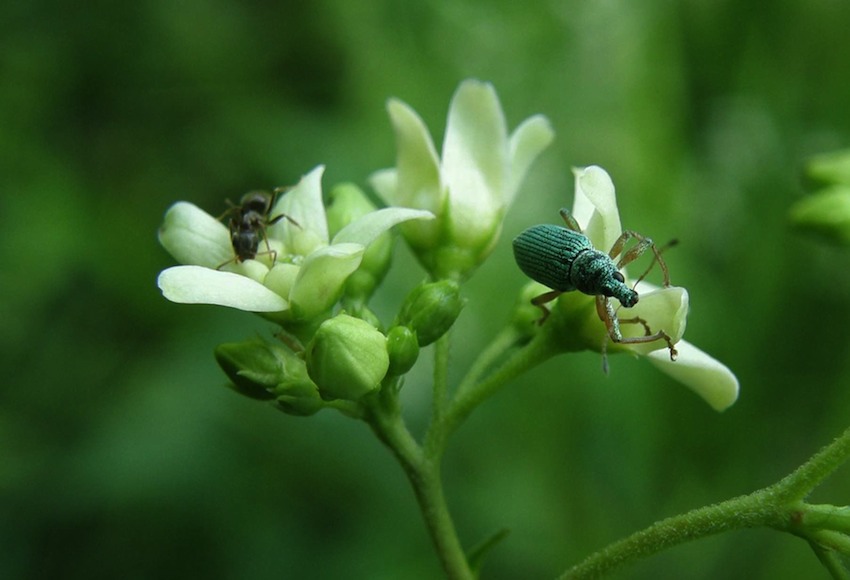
369,79 -> 555,278
157,165 -> 434,320
572,166 -> 739,412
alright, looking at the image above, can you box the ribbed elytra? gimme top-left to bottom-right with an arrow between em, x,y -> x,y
512,224 -> 592,293
512,207 -> 679,364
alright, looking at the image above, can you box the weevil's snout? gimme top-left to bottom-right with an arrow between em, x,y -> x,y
602,271 -> 639,308
619,290 -> 639,308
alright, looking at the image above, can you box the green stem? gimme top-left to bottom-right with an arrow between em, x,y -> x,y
431,332 -> 556,453
432,333 -> 451,422
562,425 -> 850,578
560,488 -> 788,579
809,535 -> 850,580
769,424 -> 850,501
365,386 -> 472,580
456,326 -> 524,395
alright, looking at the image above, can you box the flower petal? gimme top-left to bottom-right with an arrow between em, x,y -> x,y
157,265 -> 288,312
647,340 -> 740,412
288,243 -> 364,320
620,286 -> 689,354
442,80 -> 509,201
383,98 -> 442,211
158,202 -> 233,268
268,165 -> 328,255
263,263 -> 300,301
441,80 -> 510,248
368,168 -> 398,204
572,166 -> 623,252
332,207 -> 434,246
507,114 -> 555,206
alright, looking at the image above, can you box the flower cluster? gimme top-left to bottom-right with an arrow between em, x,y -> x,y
156,78 -> 739,415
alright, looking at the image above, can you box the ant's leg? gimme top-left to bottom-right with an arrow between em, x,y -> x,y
268,186 -> 301,228
216,200 -> 239,222
216,256 -> 236,270
558,208 -> 582,232
267,213 -> 300,228
531,289 -> 562,324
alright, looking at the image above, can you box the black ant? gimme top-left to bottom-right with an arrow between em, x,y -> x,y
217,189 -> 298,269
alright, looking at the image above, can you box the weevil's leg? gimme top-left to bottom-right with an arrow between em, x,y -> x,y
596,296 -> 678,361
632,239 -> 678,288
610,230 -> 672,287
532,289 -> 562,324
596,295 -> 622,340
618,316 -> 652,336
558,208 -> 582,232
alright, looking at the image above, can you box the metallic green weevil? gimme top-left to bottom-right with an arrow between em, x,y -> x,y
512,208 -> 677,361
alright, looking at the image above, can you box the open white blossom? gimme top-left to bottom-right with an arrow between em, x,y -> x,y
570,166 -> 739,411
370,79 -> 554,279
157,165 -> 433,322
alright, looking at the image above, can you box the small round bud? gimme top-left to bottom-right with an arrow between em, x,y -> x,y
306,314 -> 390,401
386,326 -> 420,376
397,280 -> 465,346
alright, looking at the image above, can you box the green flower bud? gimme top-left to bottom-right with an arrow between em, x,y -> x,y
806,149 -> 850,187
327,183 -> 394,301
397,280 -> 465,346
789,186 -> 850,245
386,325 -> 420,376
510,281 -> 549,340
326,183 -> 378,236
215,339 -> 321,410
306,314 -> 389,401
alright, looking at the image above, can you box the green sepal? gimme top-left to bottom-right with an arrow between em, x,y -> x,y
274,381 -> 324,417
215,338 -> 286,400
215,338 -> 321,414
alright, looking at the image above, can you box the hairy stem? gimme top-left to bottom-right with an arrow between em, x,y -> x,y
562,424 -> 850,578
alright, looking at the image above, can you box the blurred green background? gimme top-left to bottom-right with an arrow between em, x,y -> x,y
4,1 -> 850,578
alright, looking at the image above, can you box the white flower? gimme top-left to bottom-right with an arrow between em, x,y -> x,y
569,166 -> 739,411
370,79 -> 554,279
157,165 -> 434,322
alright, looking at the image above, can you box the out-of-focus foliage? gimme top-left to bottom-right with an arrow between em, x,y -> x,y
3,1 -> 850,578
